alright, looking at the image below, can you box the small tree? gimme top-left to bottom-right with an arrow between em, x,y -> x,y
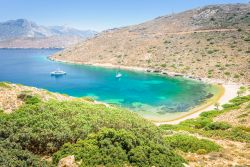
214,102 -> 220,110
237,86 -> 247,97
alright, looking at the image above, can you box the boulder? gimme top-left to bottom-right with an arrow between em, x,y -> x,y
58,155 -> 78,167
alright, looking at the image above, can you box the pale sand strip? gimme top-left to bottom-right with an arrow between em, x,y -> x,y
155,84 -> 241,125
49,57 -> 242,125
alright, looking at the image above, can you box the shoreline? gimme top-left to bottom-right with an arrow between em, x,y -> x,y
49,56 -> 242,125
155,84 -> 241,125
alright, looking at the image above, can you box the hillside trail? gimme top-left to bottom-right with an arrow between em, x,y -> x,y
164,28 -> 250,35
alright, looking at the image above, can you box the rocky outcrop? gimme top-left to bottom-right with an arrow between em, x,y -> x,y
58,156 -> 78,167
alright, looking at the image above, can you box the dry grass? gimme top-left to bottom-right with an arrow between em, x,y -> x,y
52,4 -> 250,84
215,101 -> 250,127
0,83 -> 73,113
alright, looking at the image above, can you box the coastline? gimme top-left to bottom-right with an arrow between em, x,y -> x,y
155,84 -> 240,125
49,56 -> 242,125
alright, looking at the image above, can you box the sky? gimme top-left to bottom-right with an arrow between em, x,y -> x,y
0,0 -> 249,31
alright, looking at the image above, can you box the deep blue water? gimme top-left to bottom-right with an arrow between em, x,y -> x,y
0,49 -> 216,120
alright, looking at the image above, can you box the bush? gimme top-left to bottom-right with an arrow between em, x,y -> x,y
0,99 -> 188,166
164,134 -> 220,153
53,128 -> 185,167
0,140 -> 48,167
161,64 -> 167,68
179,118 -> 211,129
160,95 -> 250,143
17,93 -> 41,105
0,100 -> 163,155
0,82 -> 11,88
82,97 -> 95,102
200,110 -> 224,118
204,122 -> 231,130
196,149 -> 207,154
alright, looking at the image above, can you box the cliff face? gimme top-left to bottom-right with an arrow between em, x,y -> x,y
53,4 -> 250,83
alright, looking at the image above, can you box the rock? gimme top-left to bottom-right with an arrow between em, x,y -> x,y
161,71 -> 169,75
58,155 -> 78,167
153,69 -> 161,73
174,74 -> 183,77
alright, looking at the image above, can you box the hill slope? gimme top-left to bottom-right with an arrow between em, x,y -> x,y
0,82 -> 249,166
52,4 -> 250,83
0,19 -> 97,48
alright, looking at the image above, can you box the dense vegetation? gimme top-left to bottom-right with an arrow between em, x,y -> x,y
160,95 -> 250,143
0,95 -> 185,166
0,140 -> 46,167
164,134 -> 220,154
53,128 -> 185,167
1,83 -> 248,166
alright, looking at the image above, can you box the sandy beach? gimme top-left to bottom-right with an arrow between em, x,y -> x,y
49,56 -> 242,125
155,83 -> 241,125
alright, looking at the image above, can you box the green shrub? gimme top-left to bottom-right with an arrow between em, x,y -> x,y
244,37 -> 250,42
237,113 -> 248,118
237,126 -> 250,132
0,100 -> 162,155
82,97 -> 95,102
204,122 -> 231,130
0,140 -> 48,166
179,118 -> 211,129
0,82 -> 11,88
17,93 -> 41,105
196,149 -> 207,154
161,64 -> 167,67
234,74 -> 240,78
164,40 -> 171,44
53,128 -> 185,167
164,134 -> 220,153
207,50 -> 214,54
200,110 -> 224,119
224,72 -> 230,76
160,95 -> 250,143
0,99 -> 188,166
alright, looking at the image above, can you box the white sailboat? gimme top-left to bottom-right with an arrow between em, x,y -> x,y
115,72 -> 122,78
50,69 -> 66,76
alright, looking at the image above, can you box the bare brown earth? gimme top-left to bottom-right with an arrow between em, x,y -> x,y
52,4 -> 250,83
0,83 -> 73,113
182,135 -> 250,167
189,105 -> 250,166
168,93 -> 250,167
215,100 -> 250,127
1,82 -> 249,166
0,83 -> 105,113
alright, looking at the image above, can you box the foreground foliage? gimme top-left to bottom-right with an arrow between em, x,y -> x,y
0,98 -> 185,166
53,128 -> 185,167
164,134 -> 220,154
160,95 -> 250,143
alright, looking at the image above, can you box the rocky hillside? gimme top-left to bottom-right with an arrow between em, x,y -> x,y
0,19 -> 97,48
52,4 -> 250,83
0,82 -> 249,166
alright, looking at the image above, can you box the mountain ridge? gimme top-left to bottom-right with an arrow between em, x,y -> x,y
0,19 -> 97,48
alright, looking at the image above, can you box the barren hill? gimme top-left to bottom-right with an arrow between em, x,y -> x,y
0,19 -> 97,48
52,4 -> 250,83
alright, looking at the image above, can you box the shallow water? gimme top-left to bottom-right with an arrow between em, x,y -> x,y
0,49 -> 217,121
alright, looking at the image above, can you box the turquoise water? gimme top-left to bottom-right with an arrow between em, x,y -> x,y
0,49 -> 215,121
